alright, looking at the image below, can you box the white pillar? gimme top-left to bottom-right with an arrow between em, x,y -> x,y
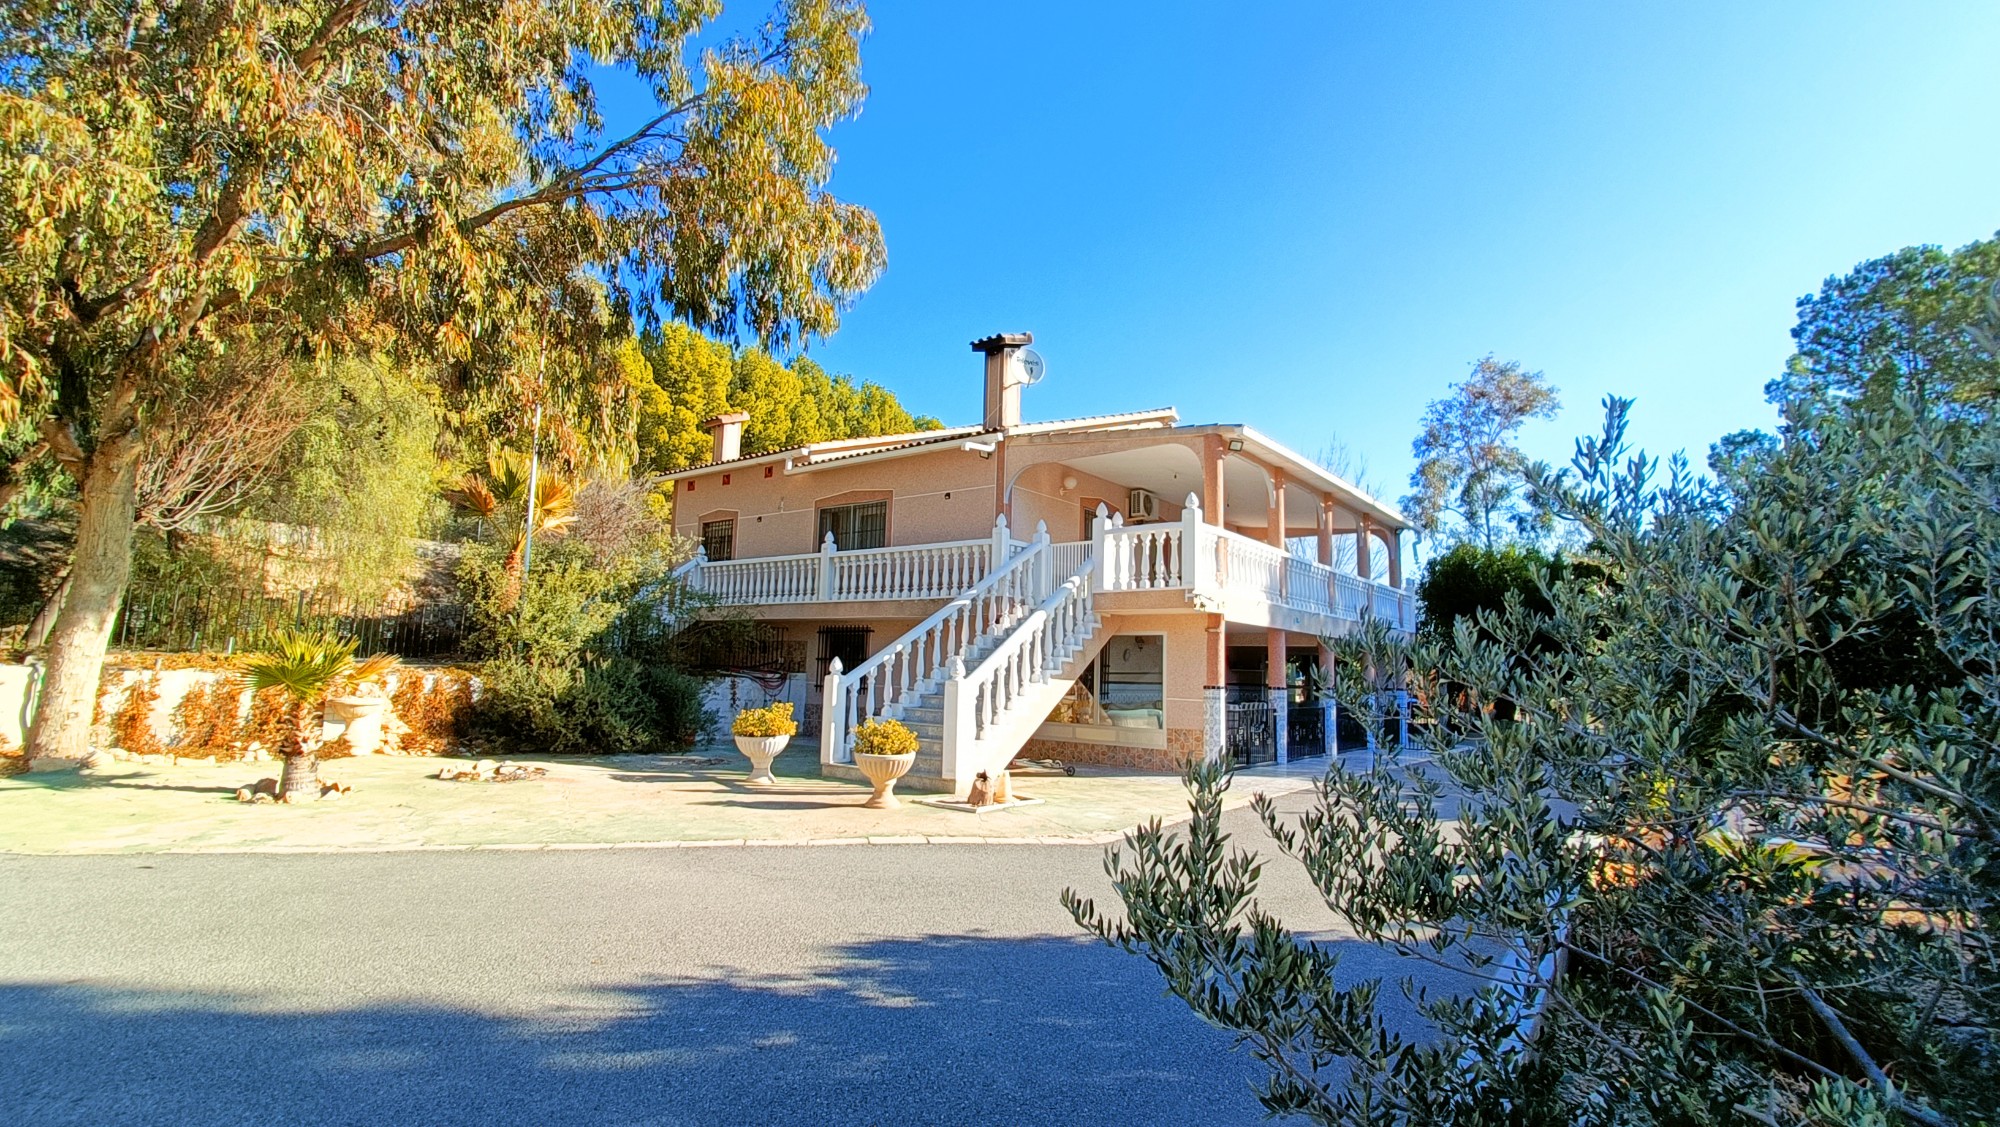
820,656 -> 845,766
818,531 -> 837,600
990,512 -> 1013,570
940,657 -> 971,796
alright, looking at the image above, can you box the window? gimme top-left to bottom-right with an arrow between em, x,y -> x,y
1098,634 -> 1165,728
817,500 -> 888,550
700,519 -> 735,561
816,626 -> 872,676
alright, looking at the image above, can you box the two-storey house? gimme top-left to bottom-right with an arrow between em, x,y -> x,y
666,333 -> 1414,796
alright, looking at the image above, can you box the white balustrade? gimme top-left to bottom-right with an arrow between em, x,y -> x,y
681,515 -> 1018,606
819,528 -> 1054,764
1096,514 -> 1186,591
691,553 -> 821,603
828,541 -> 992,601
1216,529 -> 1286,603
1283,555 -> 1335,616
1332,572 -> 1371,621
943,561 -> 1099,781
1051,540 -> 1093,583
1371,582 -> 1403,625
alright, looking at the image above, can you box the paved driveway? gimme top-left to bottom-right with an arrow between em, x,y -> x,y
1,792 -> 1453,1127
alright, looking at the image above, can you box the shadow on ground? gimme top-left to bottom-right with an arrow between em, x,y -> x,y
4,932 -> 1433,1127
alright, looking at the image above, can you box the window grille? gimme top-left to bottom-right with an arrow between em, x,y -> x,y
700,519 -> 735,561
816,500 -> 887,550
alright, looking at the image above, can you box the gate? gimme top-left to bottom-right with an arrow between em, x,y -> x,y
1287,704 -> 1324,757
1227,700 -> 1276,767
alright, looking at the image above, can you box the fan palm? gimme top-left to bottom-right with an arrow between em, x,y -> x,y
239,631 -> 392,801
444,449 -> 578,611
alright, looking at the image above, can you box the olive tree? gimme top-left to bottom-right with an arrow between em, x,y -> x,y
0,0 -> 883,766
1070,390 -> 1997,1126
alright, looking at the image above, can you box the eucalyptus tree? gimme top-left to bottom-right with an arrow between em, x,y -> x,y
0,0 -> 884,766
1402,357 -> 1561,551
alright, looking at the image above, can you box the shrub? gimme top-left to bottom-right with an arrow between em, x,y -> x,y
1414,540 -> 1561,643
731,702 -> 797,738
851,717 -> 917,757
457,529 -> 714,756
390,672 -> 474,755
107,674 -> 163,757
170,680 -> 243,760
472,655 -> 708,755
1071,392 -> 2000,1126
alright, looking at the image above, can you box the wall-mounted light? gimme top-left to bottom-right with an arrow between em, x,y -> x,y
1060,474 -> 1078,494
1226,438 -> 1244,452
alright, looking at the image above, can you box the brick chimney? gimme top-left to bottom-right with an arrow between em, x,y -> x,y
703,411 -> 750,463
970,332 -> 1033,431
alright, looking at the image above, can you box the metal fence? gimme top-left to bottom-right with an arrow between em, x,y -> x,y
1227,699 -> 1276,767
113,587 -> 466,658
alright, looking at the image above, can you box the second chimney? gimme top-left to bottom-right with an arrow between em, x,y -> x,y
703,411 -> 750,463
971,332 -> 1033,431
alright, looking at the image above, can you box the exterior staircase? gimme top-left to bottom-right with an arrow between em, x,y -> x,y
820,528 -> 1103,796
868,619 -> 1106,792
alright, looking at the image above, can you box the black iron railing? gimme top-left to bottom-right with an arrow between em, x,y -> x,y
113,587 -> 465,658
1227,699 -> 1276,767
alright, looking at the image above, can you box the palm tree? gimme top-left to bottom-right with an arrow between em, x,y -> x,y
240,631 -> 396,802
445,449 -> 577,610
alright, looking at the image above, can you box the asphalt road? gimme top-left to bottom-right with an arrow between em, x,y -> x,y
0,793 -> 1450,1127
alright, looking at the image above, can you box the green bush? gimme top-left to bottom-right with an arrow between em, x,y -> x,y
473,655 -> 708,755
458,533 -> 712,755
1414,540 -> 1560,643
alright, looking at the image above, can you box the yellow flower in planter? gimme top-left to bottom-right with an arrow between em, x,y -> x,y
732,702 -> 798,738
851,717 -> 918,757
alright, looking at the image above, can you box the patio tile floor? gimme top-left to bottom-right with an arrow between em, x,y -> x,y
0,739 -> 1332,855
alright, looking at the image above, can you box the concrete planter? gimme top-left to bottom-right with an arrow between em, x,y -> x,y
323,695 -> 394,755
854,751 -> 917,809
731,734 -> 790,786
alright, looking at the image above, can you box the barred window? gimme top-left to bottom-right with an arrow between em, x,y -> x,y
816,500 -> 887,551
700,519 -> 735,561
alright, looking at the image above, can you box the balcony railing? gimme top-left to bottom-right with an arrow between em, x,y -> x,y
676,502 -> 1418,633
1092,499 -> 1417,633
675,517 -> 1024,605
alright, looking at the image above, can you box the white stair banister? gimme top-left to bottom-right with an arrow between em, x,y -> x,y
940,656 -> 972,785
948,558 -> 1099,781
820,535 -> 1052,766
819,656 -> 846,768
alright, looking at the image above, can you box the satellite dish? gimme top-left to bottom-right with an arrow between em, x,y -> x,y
1016,347 -> 1047,386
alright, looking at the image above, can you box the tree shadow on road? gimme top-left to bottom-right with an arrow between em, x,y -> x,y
2,931 -> 1442,1127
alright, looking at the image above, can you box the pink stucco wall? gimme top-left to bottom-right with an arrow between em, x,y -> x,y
673,446 -> 1002,555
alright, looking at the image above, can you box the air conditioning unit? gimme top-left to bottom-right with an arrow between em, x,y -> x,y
1127,488 -> 1160,522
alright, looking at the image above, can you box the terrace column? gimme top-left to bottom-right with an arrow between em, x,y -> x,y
1316,498 -> 1338,758
1203,435 -> 1227,527
1386,527 -> 1403,587
1355,515 -> 1374,585
1317,640 -> 1338,759
1267,470 -> 1287,602
1265,461 -> 1291,763
1204,613 -> 1227,766
1267,627 -> 1289,766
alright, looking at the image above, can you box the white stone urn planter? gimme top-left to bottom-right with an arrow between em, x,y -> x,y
732,733 -> 789,786
854,751 -> 917,809
322,694 -> 394,755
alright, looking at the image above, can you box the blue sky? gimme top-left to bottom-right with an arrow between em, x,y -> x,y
714,1 -> 1997,503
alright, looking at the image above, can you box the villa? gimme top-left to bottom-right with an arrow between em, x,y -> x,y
666,333 -> 1415,795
